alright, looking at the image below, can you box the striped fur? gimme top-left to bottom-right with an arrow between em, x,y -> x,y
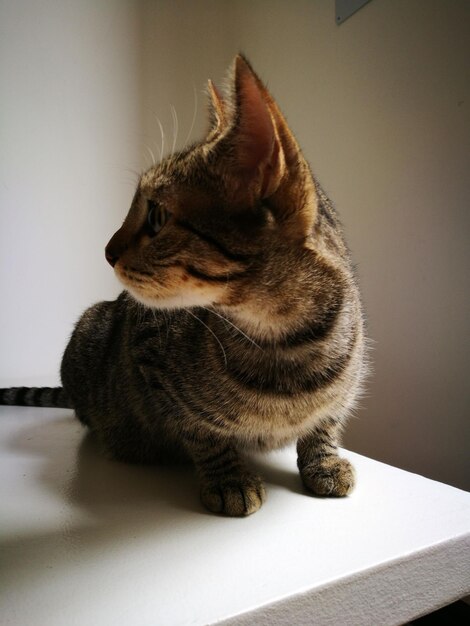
2,56 -> 367,516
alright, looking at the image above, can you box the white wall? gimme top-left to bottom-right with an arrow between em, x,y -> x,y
1,1 -> 469,491
0,0 -> 142,384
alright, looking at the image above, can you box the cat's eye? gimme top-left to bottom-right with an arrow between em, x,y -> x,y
147,200 -> 169,234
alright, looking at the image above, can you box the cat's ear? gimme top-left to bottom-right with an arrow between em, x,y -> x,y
206,79 -> 228,138
252,76 -> 303,174
212,55 -> 286,204
212,56 -> 316,240
250,67 -> 317,240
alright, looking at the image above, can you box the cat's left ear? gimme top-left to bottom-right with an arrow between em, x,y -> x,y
206,79 -> 228,139
213,55 -> 286,204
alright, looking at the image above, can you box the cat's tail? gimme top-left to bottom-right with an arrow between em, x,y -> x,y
0,387 -> 73,409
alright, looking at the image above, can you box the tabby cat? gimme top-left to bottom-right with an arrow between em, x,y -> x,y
0,56 -> 366,516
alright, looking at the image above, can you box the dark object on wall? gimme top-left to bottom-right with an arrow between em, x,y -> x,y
336,0 -> 372,24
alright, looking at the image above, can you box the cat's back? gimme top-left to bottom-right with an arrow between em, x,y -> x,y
61,295 -> 125,410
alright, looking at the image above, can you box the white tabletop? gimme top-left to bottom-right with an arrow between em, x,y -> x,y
1,406 -> 469,626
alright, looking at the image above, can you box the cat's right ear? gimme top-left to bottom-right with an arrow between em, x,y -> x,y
238,58 -> 318,241
207,55 -> 286,207
206,79 -> 228,139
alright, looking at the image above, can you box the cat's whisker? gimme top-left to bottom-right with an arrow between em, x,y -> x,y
120,167 -> 142,179
161,308 -> 170,342
202,307 -> 263,351
151,308 -> 164,344
142,148 -> 152,169
121,178 -> 139,188
170,105 -> 179,157
138,302 -> 145,326
145,145 -> 157,167
186,309 -> 228,368
156,116 -> 166,160
119,169 -> 142,188
183,85 -> 198,150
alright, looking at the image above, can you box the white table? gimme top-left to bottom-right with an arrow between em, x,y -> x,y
1,407 -> 469,626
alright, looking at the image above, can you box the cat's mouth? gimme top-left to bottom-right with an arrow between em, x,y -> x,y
115,263 -> 162,301
115,263 -> 226,310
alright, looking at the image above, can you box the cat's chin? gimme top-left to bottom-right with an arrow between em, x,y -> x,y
125,288 -> 215,311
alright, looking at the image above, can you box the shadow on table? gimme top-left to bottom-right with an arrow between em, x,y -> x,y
8,411 -> 304,528
1,411 -> 305,607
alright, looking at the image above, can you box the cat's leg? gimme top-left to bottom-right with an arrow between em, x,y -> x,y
93,415 -> 162,465
188,439 -> 265,516
297,417 -> 355,497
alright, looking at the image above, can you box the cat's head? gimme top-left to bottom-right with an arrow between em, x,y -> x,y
105,55 -> 318,314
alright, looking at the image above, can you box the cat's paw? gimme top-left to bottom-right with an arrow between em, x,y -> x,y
200,473 -> 265,516
300,456 -> 355,497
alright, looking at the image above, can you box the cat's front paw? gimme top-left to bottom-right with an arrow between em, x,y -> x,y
300,457 -> 355,497
200,473 -> 265,516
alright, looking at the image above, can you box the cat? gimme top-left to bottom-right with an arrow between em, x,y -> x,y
0,55 -> 367,516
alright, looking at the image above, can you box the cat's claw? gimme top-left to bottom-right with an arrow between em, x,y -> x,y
200,474 -> 265,516
300,457 -> 355,497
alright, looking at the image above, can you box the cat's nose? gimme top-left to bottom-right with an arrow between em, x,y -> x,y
106,227 -> 131,268
105,250 -> 118,267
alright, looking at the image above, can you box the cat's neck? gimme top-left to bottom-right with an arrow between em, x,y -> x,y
215,300 -> 315,345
